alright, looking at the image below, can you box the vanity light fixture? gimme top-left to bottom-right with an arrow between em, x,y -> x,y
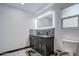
34,18 -> 37,29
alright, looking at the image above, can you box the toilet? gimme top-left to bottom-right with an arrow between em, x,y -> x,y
62,40 -> 79,56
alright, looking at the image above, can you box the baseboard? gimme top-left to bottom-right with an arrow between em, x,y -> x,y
0,45 -> 32,55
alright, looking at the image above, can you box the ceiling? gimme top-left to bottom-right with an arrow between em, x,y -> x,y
4,3 -> 53,16
1,3 -> 75,17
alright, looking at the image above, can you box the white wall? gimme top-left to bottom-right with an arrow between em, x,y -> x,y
0,4 -> 34,53
54,4 -> 79,53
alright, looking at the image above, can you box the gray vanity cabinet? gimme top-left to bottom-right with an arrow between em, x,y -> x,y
29,35 -> 54,56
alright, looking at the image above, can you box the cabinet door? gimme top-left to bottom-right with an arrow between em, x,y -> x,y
30,36 -> 34,47
41,38 -> 47,56
33,37 -> 38,50
46,37 -> 54,55
34,37 -> 39,51
36,38 -> 42,54
30,36 -> 38,50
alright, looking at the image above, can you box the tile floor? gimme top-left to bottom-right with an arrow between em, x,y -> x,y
2,48 -> 41,56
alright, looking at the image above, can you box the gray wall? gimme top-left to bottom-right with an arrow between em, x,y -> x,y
54,4 -> 79,52
0,4 -> 34,53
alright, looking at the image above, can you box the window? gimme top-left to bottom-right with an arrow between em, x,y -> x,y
61,15 -> 79,28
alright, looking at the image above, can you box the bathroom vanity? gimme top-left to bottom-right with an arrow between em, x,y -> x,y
29,11 -> 54,55
29,35 -> 54,56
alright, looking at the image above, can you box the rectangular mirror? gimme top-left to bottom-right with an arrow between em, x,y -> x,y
37,14 -> 53,28
61,15 -> 79,28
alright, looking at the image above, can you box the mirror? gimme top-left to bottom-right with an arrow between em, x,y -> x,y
37,14 -> 53,28
36,11 -> 55,29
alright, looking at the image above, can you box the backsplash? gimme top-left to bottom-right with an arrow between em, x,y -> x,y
30,29 -> 37,35
30,28 -> 54,36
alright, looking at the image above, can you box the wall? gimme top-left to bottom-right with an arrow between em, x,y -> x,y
0,4 -> 34,53
54,4 -> 79,54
